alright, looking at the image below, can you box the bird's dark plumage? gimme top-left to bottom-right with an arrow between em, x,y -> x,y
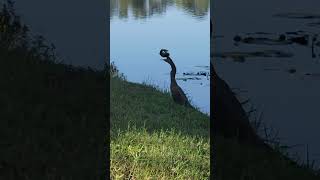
160,49 -> 191,107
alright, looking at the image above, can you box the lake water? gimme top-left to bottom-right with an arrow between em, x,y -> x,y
213,0 -> 320,168
111,0 -> 210,114
10,0 -> 107,69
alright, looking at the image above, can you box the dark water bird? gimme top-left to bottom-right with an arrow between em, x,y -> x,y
160,49 -> 192,107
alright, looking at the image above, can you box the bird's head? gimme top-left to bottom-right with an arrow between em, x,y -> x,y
159,49 -> 171,63
160,49 -> 170,58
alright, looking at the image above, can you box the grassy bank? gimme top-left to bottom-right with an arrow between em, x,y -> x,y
110,75 -> 210,179
0,47 -> 107,179
1,1 -> 106,178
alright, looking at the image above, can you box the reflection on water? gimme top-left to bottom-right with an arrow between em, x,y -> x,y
110,0 -> 209,20
213,0 -> 320,168
111,0 -> 210,114
111,0 -> 172,19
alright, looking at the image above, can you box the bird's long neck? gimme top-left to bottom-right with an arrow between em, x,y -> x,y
167,57 -> 177,84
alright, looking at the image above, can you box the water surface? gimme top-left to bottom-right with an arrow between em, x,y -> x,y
11,0 -> 107,69
213,0 -> 320,168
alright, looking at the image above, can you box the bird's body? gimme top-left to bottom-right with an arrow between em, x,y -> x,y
160,49 -> 191,107
170,76 -> 191,107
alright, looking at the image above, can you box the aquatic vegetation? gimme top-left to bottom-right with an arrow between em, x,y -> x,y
307,21 -> 320,27
212,50 -> 293,62
233,32 -> 315,46
176,77 -> 201,81
273,13 -> 320,19
233,34 -> 292,46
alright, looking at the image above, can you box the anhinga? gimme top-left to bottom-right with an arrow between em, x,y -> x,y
160,49 -> 192,107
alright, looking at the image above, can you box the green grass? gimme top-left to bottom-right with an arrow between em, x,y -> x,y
110,75 -> 210,179
111,129 -> 209,179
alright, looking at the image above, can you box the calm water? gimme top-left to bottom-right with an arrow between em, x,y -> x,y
11,0 -> 107,69
213,0 -> 320,167
111,0 -> 210,114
